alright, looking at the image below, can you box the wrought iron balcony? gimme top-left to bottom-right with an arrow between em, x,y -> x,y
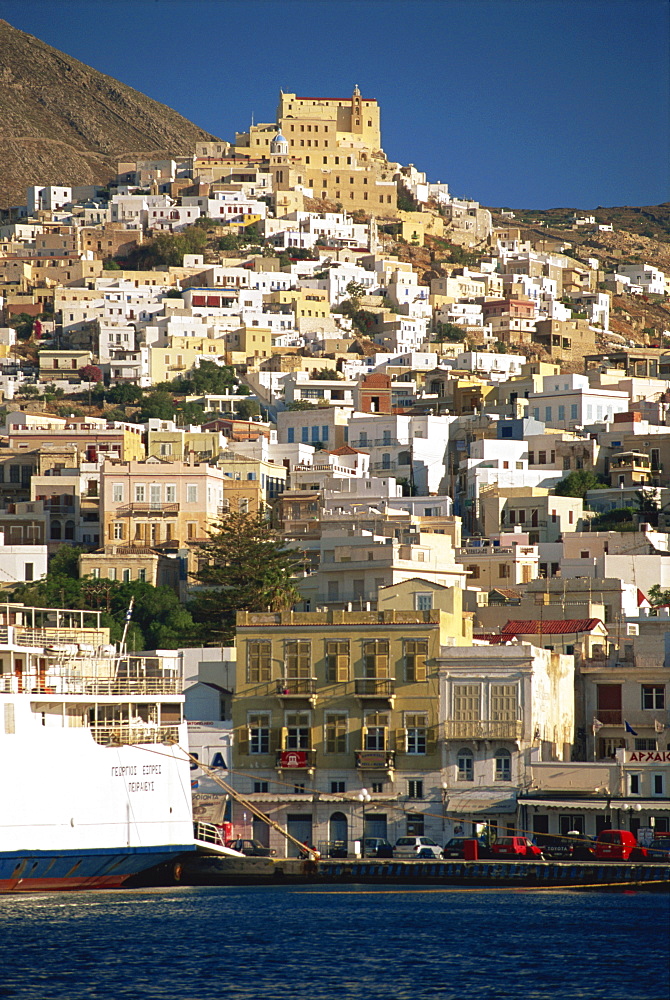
276,677 -> 317,698
354,678 -> 395,698
114,502 -> 179,517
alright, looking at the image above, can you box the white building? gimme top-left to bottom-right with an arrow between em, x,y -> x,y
616,264 -> 666,297
529,374 -> 630,430
438,643 -> 575,840
0,531 -> 48,585
348,413 -> 455,495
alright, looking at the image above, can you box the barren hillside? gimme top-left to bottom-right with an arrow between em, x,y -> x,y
0,19 -> 219,207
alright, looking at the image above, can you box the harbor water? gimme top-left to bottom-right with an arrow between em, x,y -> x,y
1,884 -> 668,1000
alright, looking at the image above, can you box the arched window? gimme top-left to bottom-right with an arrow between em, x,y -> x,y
457,748 -> 473,782
494,749 -> 511,781
50,520 -> 62,540
64,520 -> 75,540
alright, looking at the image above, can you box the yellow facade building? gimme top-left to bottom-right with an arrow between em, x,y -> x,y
234,88 -> 400,217
231,584 -> 472,856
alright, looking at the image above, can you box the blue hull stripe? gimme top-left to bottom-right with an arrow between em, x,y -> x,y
0,845 -> 194,882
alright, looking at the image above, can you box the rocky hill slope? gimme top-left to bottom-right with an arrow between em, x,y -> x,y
0,19 -> 219,208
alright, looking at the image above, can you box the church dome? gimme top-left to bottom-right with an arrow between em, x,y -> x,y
270,131 -> 289,156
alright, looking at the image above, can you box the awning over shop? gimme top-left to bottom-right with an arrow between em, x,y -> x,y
609,799 -> 670,811
520,798 -> 608,810
446,789 -> 517,815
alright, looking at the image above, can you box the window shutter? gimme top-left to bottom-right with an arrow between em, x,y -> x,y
280,725 -> 288,750
395,727 -> 407,753
337,654 -> 349,683
415,651 -> 427,682
425,725 -> 437,756
360,724 -> 368,750
238,727 -> 249,756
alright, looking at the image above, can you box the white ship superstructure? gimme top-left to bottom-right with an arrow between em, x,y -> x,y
0,602 -> 195,891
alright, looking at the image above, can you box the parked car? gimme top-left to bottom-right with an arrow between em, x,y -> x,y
491,836 -> 544,859
594,829 -> 647,861
538,832 -> 596,861
645,836 -> 670,861
328,840 -> 349,858
363,837 -> 394,858
225,838 -> 276,857
442,836 -> 492,859
394,836 -> 443,859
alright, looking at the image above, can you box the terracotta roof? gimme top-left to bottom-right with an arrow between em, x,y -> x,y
500,618 -> 604,635
488,588 -> 521,601
329,445 -> 362,455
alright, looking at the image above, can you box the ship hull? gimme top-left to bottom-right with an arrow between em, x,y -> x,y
0,844 -> 194,893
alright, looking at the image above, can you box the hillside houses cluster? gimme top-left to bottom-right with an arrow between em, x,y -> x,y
0,88 -> 669,856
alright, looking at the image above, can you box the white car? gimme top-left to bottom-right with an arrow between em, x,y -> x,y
394,836 -> 443,859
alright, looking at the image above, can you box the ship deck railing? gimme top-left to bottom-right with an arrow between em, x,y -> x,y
0,626 -> 110,647
0,675 -> 182,696
90,723 -> 181,746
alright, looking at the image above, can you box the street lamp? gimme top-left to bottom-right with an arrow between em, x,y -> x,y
358,788 -> 371,857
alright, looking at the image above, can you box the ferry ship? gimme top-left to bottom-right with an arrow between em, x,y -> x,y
0,602 -> 195,892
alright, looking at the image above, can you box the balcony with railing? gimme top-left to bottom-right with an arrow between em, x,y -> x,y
443,719 -> 523,740
354,677 -> 396,699
355,749 -> 396,770
595,709 -> 622,725
114,502 -> 180,517
276,677 -> 317,699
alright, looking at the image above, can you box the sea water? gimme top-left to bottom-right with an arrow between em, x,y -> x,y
0,885 -> 667,1000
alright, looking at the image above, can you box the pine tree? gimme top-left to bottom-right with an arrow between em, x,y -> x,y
191,511 -> 301,643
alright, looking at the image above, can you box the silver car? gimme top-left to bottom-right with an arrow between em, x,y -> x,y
394,836 -> 442,859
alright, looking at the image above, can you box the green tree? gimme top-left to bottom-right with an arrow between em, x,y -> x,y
125,229 -> 208,269
106,383 -> 143,406
178,401 -> 206,425
139,391 -> 176,421
554,470 -> 609,499
10,312 -> 35,340
311,367 -> 342,380
191,511 -> 302,643
286,400 -> 317,410
648,584 -> 670,607
175,360 -> 237,395
235,398 -> 260,420
10,573 -> 201,649
434,322 -> 464,343
103,259 -> 121,270
345,280 -> 367,310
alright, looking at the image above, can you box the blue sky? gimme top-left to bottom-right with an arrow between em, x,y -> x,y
1,0 -> 668,209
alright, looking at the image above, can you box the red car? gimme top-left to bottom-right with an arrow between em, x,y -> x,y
492,836 -> 544,859
594,829 -> 647,861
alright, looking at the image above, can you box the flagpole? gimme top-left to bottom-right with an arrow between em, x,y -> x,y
120,596 -> 134,654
